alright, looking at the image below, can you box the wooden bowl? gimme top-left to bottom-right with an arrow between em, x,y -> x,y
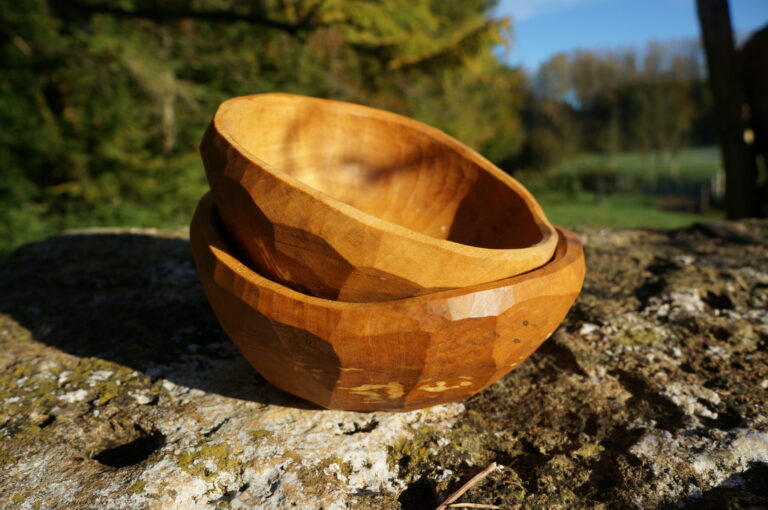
201,93 -> 558,302
190,193 -> 585,412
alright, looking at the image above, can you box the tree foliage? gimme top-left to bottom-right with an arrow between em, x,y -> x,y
1,0 -> 525,246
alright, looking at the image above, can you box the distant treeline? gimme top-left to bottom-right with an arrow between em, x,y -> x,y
1,0 -> 716,251
516,41 -> 715,172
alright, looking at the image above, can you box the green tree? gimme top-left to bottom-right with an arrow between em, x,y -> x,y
1,0 -> 525,255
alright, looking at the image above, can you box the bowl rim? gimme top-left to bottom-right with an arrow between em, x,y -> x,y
193,192 -> 583,310
209,92 -> 558,263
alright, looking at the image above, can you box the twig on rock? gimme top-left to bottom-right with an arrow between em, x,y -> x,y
448,503 -> 502,509
435,462 -> 498,510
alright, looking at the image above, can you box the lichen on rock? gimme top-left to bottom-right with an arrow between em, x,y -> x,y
1,220 -> 767,509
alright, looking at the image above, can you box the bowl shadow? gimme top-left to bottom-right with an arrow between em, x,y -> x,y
0,231 -> 319,410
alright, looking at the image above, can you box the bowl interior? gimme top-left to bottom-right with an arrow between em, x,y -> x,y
218,95 -> 545,250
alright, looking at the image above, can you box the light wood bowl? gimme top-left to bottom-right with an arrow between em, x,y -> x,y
201,93 -> 558,302
190,193 -> 585,412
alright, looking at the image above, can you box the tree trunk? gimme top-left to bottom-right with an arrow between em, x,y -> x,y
696,0 -> 759,219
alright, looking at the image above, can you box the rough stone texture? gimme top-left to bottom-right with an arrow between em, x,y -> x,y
1,220 -> 766,509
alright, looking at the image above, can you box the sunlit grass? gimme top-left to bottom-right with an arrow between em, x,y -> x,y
538,191 -> 722,229
552,146 -> 721,180
516,146 -> 723,229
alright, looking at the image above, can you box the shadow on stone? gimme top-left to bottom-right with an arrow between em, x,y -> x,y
579,426 -> 644,500
0,232 -> 317,409
674,462 -> 768,510
610,369 -> 688,431
94,428 -> 166,468
536,335 -> 588,378
398,478 -> 439,510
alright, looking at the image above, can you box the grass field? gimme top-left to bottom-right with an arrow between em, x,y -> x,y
536,192 -> 721,229
519,146 -> 724,228
549,146 -> 721,180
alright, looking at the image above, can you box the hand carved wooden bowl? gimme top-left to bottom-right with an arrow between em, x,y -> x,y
201,93 -> 558,302
190,193 -> 585,412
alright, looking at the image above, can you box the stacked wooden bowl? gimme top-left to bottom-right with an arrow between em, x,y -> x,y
192,93 -> 585,411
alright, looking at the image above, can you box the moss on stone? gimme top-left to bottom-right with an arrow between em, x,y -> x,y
248,429 -> 273,440
96,381 -> 121,405
615,327 -> 664,346
292,455 -> 355,499
350,493 -> 403,510
177,443 -> 241,481
128,479 -> 146,494
572,442 -> 605,460
387,418 -> 502,501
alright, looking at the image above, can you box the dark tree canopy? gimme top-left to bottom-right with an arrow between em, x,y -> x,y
0,0 -> 525,246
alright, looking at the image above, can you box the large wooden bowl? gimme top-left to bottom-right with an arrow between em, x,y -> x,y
190,193 -> 585,412
201,93 -> 558,302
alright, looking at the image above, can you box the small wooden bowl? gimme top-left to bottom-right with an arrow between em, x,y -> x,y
191,193 -> 585,412
201,93 -> 558,302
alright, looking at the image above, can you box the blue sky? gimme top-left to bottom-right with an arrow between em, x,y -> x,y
494,0 -> 768,70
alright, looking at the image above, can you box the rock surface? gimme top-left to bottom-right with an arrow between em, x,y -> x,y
0,220 -> 767,509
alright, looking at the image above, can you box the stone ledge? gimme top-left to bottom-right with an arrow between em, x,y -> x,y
0,219 -> 766,509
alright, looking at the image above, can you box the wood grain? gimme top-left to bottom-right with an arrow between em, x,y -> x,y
201,93 -> 558,302
190,193 -> 585,412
